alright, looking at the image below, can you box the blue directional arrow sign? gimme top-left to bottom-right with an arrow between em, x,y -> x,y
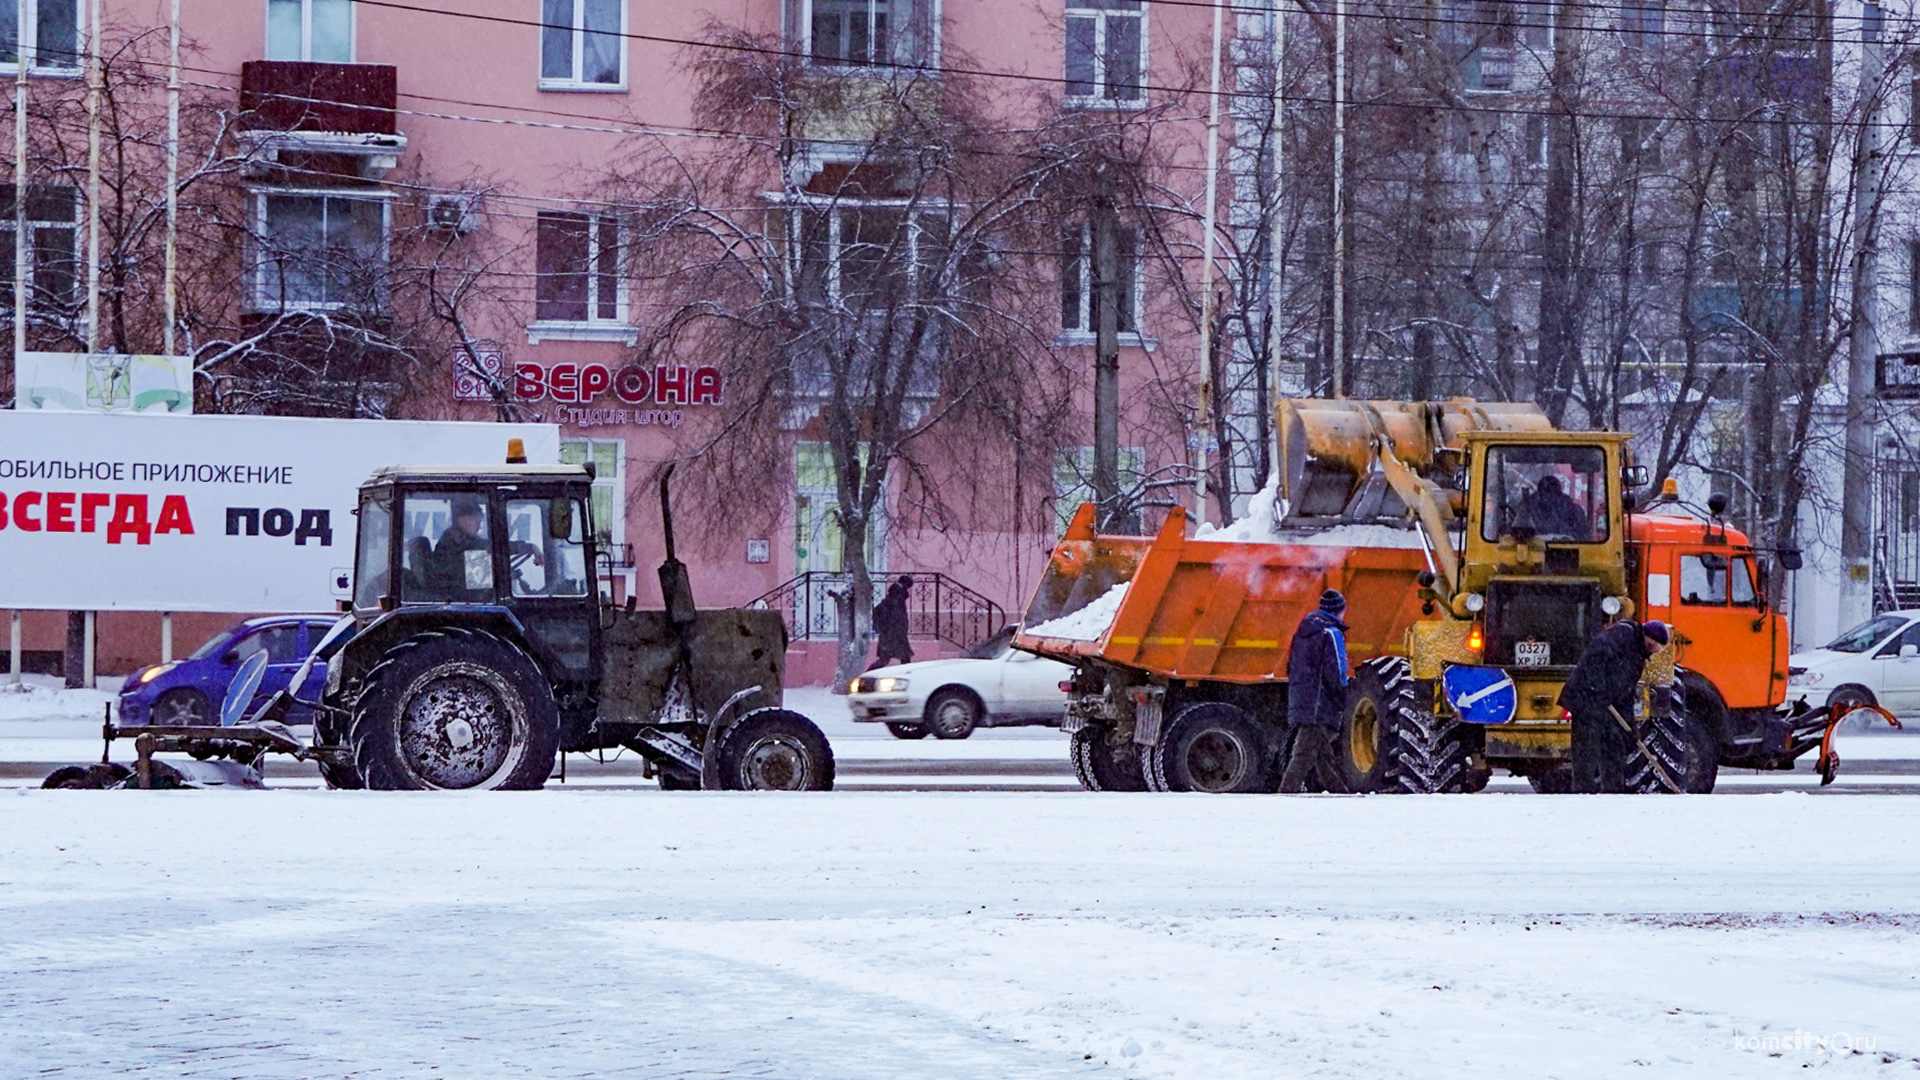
1442,664 -> 1517,725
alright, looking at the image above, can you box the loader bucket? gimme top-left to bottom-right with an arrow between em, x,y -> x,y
1276,399 -> 1553,522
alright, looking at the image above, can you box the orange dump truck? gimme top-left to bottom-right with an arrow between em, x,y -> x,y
1018,399 -> 1824,794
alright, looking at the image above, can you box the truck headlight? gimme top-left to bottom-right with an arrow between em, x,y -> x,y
1601,596 -> 1623,616
1463,593 -> 1486,613
875,677 -> 908,693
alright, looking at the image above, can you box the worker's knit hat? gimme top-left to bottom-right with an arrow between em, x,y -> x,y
1641,620 -> 1670,645
1318,589 -> 1347,614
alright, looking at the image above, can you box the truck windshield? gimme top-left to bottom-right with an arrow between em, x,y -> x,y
1823,614 -> 1908,653
354,496 -> 391,609
1482,445 -> 1608,543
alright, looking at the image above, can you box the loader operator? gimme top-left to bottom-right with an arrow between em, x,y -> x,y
1279,589 -> 1352,793
1559,619 -> 1669,792
1512,474 -> 1590,541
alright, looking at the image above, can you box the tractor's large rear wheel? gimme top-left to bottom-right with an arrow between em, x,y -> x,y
348,629 -> 558,791
1070,725 -> 1147,791
714,708 -> 835,790
1144,703 -> 1272,793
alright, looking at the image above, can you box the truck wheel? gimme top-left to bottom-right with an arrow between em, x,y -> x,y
657,767 -> 700,790
348,629 -> 558,791
1070,725 -> 1147,791
715,708 -> 835,790
925,689 -> 981,739
1145,703 -> 1271,793
885,721 -> 929,739
41,763 -> 131,789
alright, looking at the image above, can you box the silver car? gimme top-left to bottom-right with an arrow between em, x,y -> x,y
847,627 -> 1074,739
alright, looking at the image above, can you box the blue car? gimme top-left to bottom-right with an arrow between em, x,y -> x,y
119,616 -> 336,726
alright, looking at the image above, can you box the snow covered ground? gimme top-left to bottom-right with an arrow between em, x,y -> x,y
3,791 -> 1916,1078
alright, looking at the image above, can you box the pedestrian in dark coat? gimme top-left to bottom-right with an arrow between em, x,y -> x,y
1559,618 -> 1669,792
1280,590 -> 1352,793
870,575 -> 915,669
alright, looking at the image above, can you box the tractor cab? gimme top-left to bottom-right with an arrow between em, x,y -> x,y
350,463 -> 601,683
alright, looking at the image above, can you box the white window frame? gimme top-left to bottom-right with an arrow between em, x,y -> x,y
264,0 -> 356,63
1,183 -> 80,325
1053,445 -> 1144,533
528,208 -> 630,342
539,0 -> 627,92
559,436 -> 626,552
787,197 -> 944,308
796,0 -> 936,70
1,0 -> 82,75
1058,222 -> 1147,344
249,188 -> 393,313
1064,0 -> 1147,109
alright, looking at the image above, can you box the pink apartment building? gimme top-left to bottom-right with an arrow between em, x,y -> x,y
5,0 -> 1222,681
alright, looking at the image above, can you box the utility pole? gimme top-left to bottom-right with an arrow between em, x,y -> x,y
1092,172 -> 1122,528
11,0 -> 25,689
1841,2 -> 1885,627
1196,0 -> 1225,526
1330,0 -> 1346,398
1265,0 -> 1288,476
1537,0 -> 1580,427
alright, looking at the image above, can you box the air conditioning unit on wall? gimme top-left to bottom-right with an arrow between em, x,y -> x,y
426,192 -> 480,235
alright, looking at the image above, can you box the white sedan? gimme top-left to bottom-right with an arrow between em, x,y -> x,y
1787,610 -> 1920,722
847,628 -> 1074,739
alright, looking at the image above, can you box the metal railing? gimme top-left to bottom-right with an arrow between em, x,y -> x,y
749,571 -> 1007,648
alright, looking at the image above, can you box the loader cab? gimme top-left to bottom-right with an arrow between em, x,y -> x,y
352,465 -> 601,682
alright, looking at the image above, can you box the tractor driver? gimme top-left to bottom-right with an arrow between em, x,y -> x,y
1512,474 -> 1590,541
431,497 -> 494,599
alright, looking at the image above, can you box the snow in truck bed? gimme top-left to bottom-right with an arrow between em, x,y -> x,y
2,791 -> 1915,1078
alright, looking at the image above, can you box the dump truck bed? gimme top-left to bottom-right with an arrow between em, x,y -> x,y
1016,504 -> 1433,683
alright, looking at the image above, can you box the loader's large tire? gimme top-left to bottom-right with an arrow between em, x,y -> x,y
1527,766 -> 1573,794
1145,703 -> 1272,793
1362,657 -> 1480,794
348,628 -> 558,791
1625,683 -> 1707,794
1341,660 -> 1406,792
1070,725 -> 1147,791
714,708 -> 835,790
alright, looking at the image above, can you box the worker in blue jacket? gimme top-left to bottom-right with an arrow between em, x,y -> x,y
1280,590 -> 1352,793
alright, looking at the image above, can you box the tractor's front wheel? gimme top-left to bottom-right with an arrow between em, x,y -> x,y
1625,683 -> 1710,793
714,708 -> 835,790
348,629 -> 558,791
1354,657 -> 1480,793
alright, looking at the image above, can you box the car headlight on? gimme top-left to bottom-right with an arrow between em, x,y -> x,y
875,677 -> 908,693
136,662 -> 176,685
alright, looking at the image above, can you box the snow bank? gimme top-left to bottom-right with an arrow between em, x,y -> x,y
1024,581 -> 1130,641
1194,475 -> 1427,550
0,681 -> 114,723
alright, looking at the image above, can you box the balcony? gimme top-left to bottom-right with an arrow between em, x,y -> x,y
237,61 -> 407,179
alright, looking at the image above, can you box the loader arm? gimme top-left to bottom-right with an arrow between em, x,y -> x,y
1375,440 -> 1460,598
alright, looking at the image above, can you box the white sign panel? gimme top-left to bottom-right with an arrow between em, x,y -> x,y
0,413 -> 559,612
16,352 -> 194,413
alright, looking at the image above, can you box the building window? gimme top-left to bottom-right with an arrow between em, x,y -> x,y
252,191 -> 389,312
1060,224 -> 1139,336
0,184 -> 79,324
1,0 -> 78,72
793,201 -> 950,310
541,0 -> 623,89
1065,0 -> 1144,105
1053,446 -> 1144,533
559,438 -> 623,553
796,0 -> 929,68
266,0 -> 352,62
535,210 -> 623,325
1620,1 -> 1663,52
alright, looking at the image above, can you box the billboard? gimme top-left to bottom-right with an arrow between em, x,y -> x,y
15,352 -> 194,413
0,413 -> 559,612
